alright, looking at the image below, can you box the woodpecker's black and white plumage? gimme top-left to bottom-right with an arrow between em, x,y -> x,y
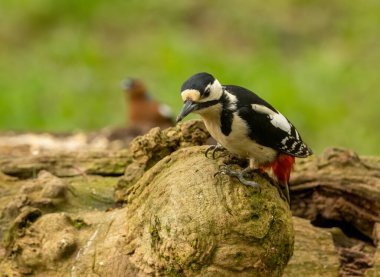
176,72 -> 312,202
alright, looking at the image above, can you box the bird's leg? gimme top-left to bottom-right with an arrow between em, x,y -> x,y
245,159 -> 289,204
215,161 -> 261,191
240,159 -> 261,177
205,144 -> 226,159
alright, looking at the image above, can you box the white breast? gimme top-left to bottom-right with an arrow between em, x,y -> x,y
201,111 -> 277,166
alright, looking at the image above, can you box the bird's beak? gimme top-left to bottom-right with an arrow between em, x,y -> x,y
176,100 -> 198,123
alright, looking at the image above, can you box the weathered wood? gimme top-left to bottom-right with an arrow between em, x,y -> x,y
0,120 -> 210,179
290,147 -> 380,275
365,223 -> 380,276
0,147 -> 293,276
283,217 -> 340,277
291,148 -> 380,240
0,124 -> 379,276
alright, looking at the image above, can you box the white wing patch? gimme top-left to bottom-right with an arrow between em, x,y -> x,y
295,129 -> 300,140
198,79 -> 224,103
158,104 -> 173,119
251,104 -> 292,134
281,137 -> 289,145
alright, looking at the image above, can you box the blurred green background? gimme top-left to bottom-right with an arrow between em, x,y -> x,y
0,0 -> 379,155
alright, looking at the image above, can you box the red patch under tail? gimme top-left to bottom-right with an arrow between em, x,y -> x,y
271,154 -> 295,185
272,154 -> 295,203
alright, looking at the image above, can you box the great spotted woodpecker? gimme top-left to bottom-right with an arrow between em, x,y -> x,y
176,72 -> 312,203
122,78 -> 174,131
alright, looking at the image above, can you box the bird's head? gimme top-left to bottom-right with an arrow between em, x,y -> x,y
122,78 -> 148,99
176,72 -> 223,123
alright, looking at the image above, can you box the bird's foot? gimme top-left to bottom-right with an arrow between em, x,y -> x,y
240,166 -> 261,177
205,144 -> 226,159
215,165 -> 261,192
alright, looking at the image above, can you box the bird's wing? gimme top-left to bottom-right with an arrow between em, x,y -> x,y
158,104 -> 174,121
225,85 -> 312,157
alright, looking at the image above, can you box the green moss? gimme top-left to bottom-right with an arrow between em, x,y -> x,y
164,265 -> 183,277
165,224 -> 171,234
260,213 -> 294,274
64,176 -> 116,212
149,215 -> 162,249
174,255 -> 181,263
71,218 -> 89,230
189,262 -> 200,271
234,251 -> 244,262
3,207 -> 42,249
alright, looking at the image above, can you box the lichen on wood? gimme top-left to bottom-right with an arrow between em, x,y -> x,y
0,145 -> 294,276
1,122 -> 379,275
115,146 -> 294,276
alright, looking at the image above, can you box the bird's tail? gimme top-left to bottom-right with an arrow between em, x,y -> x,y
271,154 -> 295,203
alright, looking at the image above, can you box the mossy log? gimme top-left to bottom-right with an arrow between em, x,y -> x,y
0,121 -> 379,276
1,146 -> 293,276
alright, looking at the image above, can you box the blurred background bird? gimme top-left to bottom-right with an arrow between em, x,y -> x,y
122,78 -> 174,132
105,78 -> 175,143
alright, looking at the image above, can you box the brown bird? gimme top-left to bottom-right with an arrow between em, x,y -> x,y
122,78 -> 174,132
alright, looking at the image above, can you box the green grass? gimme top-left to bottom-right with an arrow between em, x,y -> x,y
0,0 -> 379,155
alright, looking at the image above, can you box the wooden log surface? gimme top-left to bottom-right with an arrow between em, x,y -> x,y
0,120 -> 379,276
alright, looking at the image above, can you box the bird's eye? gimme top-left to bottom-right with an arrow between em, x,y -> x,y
204,88 -> 210,97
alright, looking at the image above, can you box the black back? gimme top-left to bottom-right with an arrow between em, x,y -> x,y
224,85 -> 312,157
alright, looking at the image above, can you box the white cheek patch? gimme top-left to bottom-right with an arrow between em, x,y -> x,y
198,79 -> 223,103
251,104 -> 292,134
181,89 -> 201,102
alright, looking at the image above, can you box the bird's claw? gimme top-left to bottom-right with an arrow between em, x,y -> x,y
205,144 -> 226,159
214,165 -> 261,192
214,164 -> 229,178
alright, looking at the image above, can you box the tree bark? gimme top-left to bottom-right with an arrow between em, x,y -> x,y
290,147 -> 380,276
